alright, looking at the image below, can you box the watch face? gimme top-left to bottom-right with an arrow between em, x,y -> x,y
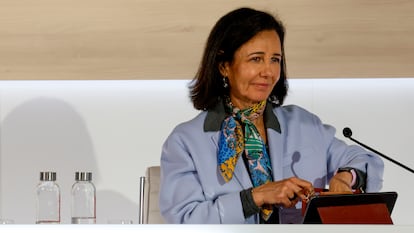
338,168 -> 353,173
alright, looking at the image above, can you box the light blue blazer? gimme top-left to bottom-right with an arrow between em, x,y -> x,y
159,104 -> 384,224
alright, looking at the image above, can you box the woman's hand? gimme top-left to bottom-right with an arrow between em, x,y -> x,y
251,177 -> 314,208
329,171 -> 353,193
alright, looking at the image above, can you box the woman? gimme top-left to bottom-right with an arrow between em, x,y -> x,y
159,7 -> 384,224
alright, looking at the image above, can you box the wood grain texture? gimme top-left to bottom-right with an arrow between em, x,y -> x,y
0,0 -> 413,80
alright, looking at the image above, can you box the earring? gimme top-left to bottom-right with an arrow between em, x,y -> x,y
268,95 -> 280,105
223,77 -> 228,88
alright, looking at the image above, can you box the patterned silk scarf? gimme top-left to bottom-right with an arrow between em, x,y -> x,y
218,98 -> 273,220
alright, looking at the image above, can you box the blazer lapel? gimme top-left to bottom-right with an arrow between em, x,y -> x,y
232,156 -> 253,189
267,129 -> 284,181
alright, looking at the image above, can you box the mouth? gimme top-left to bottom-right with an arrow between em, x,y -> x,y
254,83 -> 271,89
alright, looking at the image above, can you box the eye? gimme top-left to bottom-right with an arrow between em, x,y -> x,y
250,56 -> 262,62
271,57 -> 281,63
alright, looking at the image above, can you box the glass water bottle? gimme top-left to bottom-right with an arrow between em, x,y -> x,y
71,172 -> 96,224
36,171 -> 61,224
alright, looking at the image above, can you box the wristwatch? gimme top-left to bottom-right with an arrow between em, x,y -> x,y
337,167 -> 357,188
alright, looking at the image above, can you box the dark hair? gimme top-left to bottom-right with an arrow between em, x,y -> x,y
189,7 -> 288,110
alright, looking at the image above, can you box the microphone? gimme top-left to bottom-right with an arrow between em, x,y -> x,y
343,127 -> 414,174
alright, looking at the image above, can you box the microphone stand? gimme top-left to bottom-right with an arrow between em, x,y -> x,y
343,127 -> 414,174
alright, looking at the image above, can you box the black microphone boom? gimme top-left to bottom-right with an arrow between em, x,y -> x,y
343,127 -> 414,174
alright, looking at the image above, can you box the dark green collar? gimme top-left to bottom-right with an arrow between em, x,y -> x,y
203,101 -> 281,133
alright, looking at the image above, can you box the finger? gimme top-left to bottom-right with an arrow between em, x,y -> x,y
285,181 -> 313,200
288,193 -> 297,201
286,178 -> 315,199
296,187 -> 315,200
290,177 -> 314,190
290,198 -> 299,207
287,196 -> 300,208
285,177 -> 312,191
280,198 -> 295,208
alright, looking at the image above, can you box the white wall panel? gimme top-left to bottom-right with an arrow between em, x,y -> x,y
1,79 -> 413,224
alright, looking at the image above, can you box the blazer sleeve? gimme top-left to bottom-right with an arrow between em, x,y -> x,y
318,118 -> 384,192
158,126 -> 249,224
279,105 -> 384,193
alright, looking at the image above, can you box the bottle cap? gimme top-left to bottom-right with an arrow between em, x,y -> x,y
40,172 -> 56,181
75,172 -> 92,181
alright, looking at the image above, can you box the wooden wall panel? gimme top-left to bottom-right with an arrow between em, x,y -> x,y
0,0 -> 413,80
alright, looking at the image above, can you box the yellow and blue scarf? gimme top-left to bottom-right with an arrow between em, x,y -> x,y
218,98 -> 273,220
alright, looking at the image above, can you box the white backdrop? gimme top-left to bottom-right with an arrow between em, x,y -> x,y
0,78 -> 413,224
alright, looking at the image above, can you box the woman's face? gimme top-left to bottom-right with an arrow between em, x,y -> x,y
221,30 -> 282,109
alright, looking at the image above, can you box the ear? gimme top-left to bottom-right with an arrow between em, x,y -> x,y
218,61 -> 229,77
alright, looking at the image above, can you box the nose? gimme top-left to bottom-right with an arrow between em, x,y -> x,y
260,62 -> 275,78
